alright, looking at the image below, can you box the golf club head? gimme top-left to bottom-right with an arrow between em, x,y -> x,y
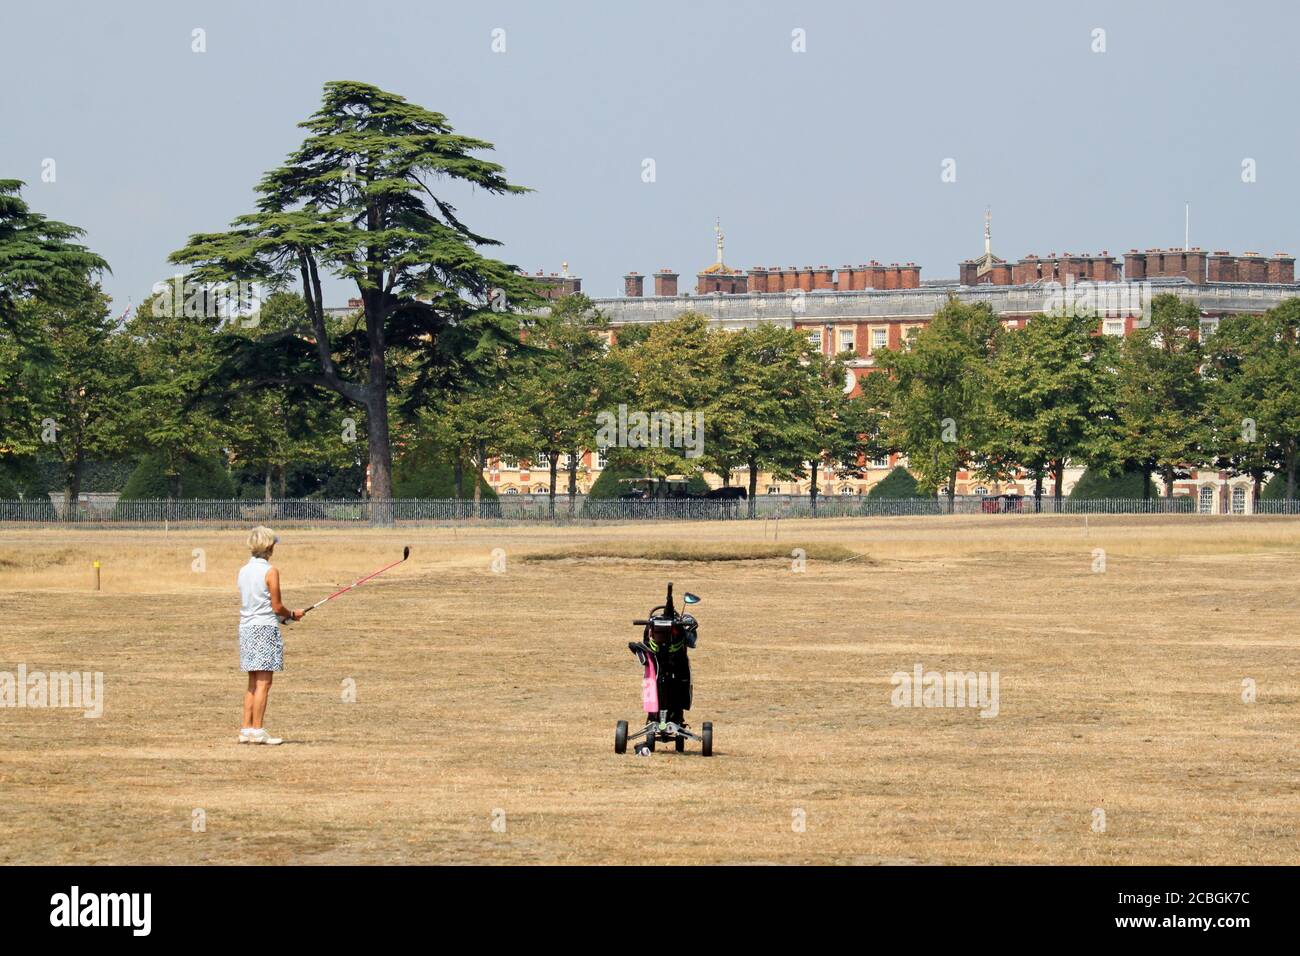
684,592 -> 700,605
402,546 -> 410,561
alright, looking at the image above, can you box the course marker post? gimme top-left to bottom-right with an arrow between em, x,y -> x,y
93,560 -> 101,591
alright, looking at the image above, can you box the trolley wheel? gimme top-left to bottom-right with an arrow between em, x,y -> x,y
614,720 -> 628,754
644,730 -> 656,753
701,721 -> 713,757
675,734 -> 685,753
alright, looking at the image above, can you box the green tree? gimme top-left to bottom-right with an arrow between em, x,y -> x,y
868,465 -> 926,498
116,285 -> 233,495
804,356 -> 887,512
20,281 -> 134,517
119,452 -> 236,500
392,434 -> 497,499
714,324 -> 823,517
983,309 -> 1117,510
0,179 -> 108,470
614,313 -> 722,487
220,292 -> 354,499
0,314 -> 42,468
170,81 -> 539,515
1204,300 -> 1300,499
1110,294 -> 1209,498
1261,472 -> 1295,500
610,323 -> 652,351
875,298 -> 1001,511
0,179 -> 108,333
1068,466 -> 1155,500
417,349 -> 530,514
514,294 -> 611,515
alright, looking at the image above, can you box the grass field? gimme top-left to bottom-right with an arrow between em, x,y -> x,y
2,515 -> 1298,865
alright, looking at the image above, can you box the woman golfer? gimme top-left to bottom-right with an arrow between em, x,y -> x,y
237,526 -> 302,745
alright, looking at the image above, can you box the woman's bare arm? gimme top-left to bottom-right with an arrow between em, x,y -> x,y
266,567 -> 303,622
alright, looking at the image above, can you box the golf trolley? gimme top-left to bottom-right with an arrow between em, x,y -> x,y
614,582 -> 713,757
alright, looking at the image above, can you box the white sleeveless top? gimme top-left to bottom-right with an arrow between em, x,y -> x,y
238,557 -> 279,628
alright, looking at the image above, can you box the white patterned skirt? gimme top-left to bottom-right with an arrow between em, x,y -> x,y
239,624 -> 284,672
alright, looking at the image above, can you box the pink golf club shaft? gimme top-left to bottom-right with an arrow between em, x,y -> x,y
299,546 -> 410,618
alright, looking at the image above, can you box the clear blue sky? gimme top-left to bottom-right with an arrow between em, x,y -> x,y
4,0 -> 1298,310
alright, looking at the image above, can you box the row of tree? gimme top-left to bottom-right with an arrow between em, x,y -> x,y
7,235 -> 1300,518
403,290 -> 1300,517
0,271 -> 869,519
415,296 -> 882,517
0,274 -> 361,509
877,293 -> 1300,509
5,80 -> 1300,519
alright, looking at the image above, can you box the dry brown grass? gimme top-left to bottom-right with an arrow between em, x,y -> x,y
2,514 -> 1299,864
521,540 -> 862,563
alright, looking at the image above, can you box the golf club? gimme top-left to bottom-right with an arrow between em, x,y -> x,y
289,546 -> 411,621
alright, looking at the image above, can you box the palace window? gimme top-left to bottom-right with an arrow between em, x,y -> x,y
767,485 -> 781,495
1103,320 -> 1124,336
1231,486 -> 1246,514
870,455 -> 889,468
871,328 -> 887,350
596,446 -> 609,469
807,329 -> 823,350
838,329 -> 855,352
1198,485 -> 1214,514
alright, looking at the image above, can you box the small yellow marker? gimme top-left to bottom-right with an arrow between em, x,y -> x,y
93,560 -> 101,592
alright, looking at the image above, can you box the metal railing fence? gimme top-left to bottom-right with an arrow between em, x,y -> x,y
0,494 -> 1287,527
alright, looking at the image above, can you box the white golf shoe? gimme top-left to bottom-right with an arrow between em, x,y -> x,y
242,729 -> 283,745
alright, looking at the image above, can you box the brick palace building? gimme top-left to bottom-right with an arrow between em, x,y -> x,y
436,218 -> 1299,512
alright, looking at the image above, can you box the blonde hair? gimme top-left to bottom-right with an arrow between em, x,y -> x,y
247,526 -> 278,559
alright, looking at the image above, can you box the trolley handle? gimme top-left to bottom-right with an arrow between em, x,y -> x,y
632,619 -> 649,626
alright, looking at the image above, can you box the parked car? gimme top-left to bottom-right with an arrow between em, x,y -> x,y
981,494 -> 1024,514
704,486 -> 747,500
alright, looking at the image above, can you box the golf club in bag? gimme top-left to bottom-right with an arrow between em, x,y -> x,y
286,546 -> 411,623
614,582 -> 713,756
